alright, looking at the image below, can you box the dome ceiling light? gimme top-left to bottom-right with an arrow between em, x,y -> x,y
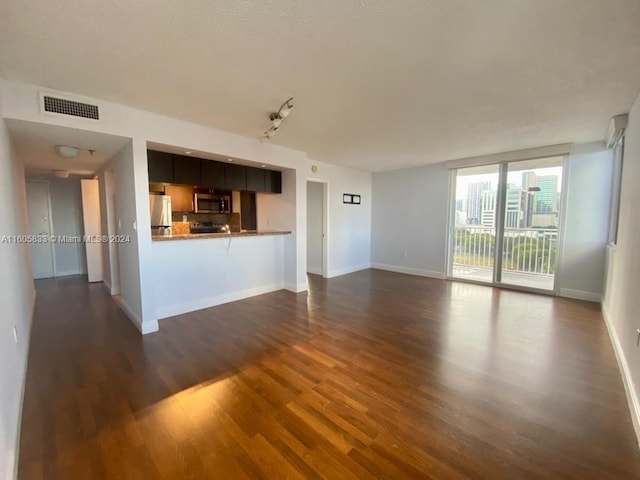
54,145 -> 81,158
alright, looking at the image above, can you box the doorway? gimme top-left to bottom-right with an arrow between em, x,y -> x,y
306,181 -> 328,277
449,156 -> 564,293
26,180 -> 55,279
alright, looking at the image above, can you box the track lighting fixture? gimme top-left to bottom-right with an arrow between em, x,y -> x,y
263,97 -> 294,140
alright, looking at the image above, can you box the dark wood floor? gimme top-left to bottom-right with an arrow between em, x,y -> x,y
18,270 -> 640,479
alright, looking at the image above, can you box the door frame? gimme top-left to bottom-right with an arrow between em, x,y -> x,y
26,179 -> 57,278
446,155 -> 567,295
306,179 -> 329,278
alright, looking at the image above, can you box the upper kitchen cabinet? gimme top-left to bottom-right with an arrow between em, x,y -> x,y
147,150 -> 173,183
246,167 -> 265,192
225,164 -> 247,190
265,170 -> 282,194
173,154 -> 201,185
201,160 -> 226,189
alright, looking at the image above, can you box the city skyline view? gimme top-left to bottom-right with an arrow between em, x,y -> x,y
454,165 -> 563,229
455,166 -> 563,200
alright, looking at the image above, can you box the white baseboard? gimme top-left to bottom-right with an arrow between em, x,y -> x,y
156,282 -> 285,320
371,263 -> 445,279
285,282 -> 308,293
327,264 -> 370,279
559,288 -> 601,302
11,288 -> 37,480
602,303 -> 640,447
306,266 -> 322,275
119,297 -> 159,335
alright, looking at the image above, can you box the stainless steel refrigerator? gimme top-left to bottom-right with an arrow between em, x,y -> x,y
149,194 -> 172,235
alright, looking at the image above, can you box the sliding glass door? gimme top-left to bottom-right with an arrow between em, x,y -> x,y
449,157 -> 564,293
450,165 -> 500,284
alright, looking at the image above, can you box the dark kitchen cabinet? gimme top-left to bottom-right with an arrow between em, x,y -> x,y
147,150 -> 173,183
225,164 -> 247,190
173,155 -> 201,185
265,170 -> 282,194
240,192 -> 257,230
246,167 -> 265,192
201,160 -> 226,189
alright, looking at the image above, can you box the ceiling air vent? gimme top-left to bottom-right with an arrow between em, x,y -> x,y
41,94 -> 100,120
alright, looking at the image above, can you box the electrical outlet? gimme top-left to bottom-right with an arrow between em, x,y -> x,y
12,326 -> 17,343
133,220 -> 137,231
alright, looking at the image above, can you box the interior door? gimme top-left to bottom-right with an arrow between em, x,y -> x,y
26,181 -> 54,279
81,179 -> 104,283
306,181 -> 324,275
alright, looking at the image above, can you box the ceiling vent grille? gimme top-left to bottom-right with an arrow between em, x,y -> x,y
41,95 -> 100,120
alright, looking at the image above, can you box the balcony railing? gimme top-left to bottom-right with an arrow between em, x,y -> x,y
452,226 -> 558,278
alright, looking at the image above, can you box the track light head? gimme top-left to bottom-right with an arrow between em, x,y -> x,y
278,98 -> 294,118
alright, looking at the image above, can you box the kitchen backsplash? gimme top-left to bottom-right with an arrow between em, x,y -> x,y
171,212 -> 241,232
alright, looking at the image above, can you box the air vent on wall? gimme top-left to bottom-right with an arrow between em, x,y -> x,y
41,94 -> 100,120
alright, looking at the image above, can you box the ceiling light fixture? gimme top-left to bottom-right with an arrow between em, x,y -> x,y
263,97 -> 294,140
53,170 -> 70,179
54,145 -> 81,158
264,127 -> 278,139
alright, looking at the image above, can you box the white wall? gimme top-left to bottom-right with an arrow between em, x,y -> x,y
0,103 -> 35,480
98,168 -> 120,295
98,141 -> 155,333
306,181 -> 323,274
152,235 -> 285,319
1,80 -> 372,331
47,177 -> 87,276
557,143 -> 613,301
371,162 -> 449,278
371,147 -> 614,297
302,159 -> 372,278
256,169 -> 301,291
603,92 -> 640,441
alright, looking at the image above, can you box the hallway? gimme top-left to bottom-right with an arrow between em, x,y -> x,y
18,271 -> 640,479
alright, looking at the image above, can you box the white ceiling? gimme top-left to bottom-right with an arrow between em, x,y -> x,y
7,119 -> 130,176
1,1 -> 640,172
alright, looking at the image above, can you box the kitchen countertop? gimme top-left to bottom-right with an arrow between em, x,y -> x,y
152,230 -> 291,241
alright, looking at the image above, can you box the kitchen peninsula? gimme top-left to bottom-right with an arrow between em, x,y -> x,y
147,148 -> 294,321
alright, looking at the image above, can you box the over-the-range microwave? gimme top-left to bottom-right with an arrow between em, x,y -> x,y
193,193 -> 231,213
